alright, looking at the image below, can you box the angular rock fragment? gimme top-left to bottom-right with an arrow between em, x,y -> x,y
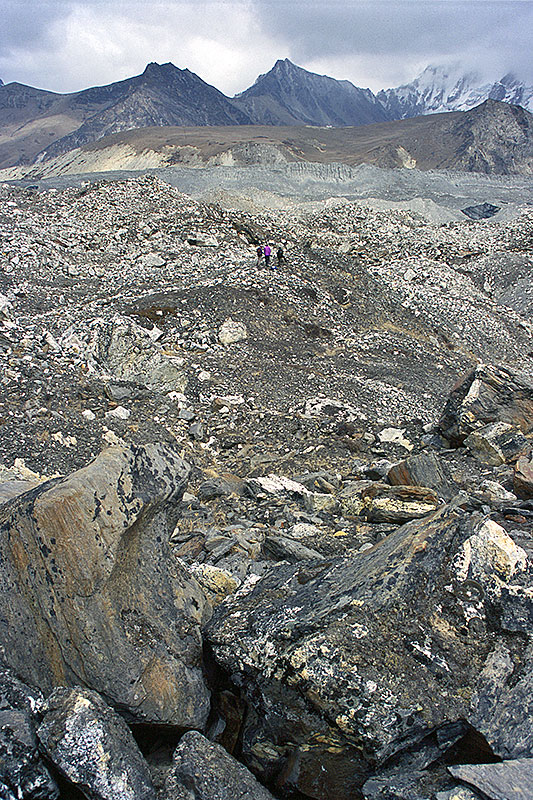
438,363 -> 533,446
164,730 -> 276,800
464,421 -> 528,466
0,443 -> 211,726
513,449 -> 533,498
361,482 -> 440,522
37,687 -> 156,800
100,317 -> 187,392
449,759 -> 533,800
387,451 -> 450,495
218,318 -> 248,345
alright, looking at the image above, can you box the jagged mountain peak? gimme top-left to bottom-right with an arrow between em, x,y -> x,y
233,58 -> 388,126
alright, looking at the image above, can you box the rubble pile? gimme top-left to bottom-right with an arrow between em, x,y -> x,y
1,173 -> 533,799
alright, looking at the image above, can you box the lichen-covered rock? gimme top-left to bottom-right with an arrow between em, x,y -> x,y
0,443 -> 211,726
164,730 -> 276,800
0,666 -> 59,800
205,501 -> 533,798
37,687 -> 156,800
361,482 -> 440,523
438,363 -> 533,447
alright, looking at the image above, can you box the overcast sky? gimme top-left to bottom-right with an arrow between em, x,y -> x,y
1,0 -> 532,96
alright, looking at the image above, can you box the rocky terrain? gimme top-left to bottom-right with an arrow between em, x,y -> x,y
1,170 -> 533,800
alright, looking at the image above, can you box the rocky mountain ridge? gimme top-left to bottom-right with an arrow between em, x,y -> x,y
232,58 -> 389,127
1,59 -> 532,172
3,98 -> 532,181
1,172 -> 533,799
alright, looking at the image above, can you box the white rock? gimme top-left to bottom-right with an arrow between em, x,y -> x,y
105,405 -> 130,420
198,370 -> 211,382
455,520 -> 528,596
378,427 -> 413,451
218,318 -> 248,346
138,253 -> 166,267
147,325 -> 164,342
82,409 -> 96,421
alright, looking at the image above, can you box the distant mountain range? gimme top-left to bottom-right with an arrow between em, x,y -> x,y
0,59 -> 532,171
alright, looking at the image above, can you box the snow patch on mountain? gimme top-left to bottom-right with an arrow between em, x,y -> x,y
378,64 -> 533,118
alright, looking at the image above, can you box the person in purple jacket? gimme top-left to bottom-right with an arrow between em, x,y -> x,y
264,243 -> 272,269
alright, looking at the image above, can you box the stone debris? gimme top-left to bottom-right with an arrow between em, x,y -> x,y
0,173 -> 533,799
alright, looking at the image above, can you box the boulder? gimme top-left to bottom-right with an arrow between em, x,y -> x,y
448,759 -> 533,800
263,534 -> 326,563
207,498 -> 533,798
218,318 -> 248,345
360,482 -> 440,523
464,421 -> 528,466
0,443 -> 211,726
0,666 -> 59,800
37,687 -> 156,800
164,730 -> 276,800
207,502 -> 514,798
387,451 -> 450,496
438,364 -> 533,447
513,450 -> 533,498
104,317 -> 187,392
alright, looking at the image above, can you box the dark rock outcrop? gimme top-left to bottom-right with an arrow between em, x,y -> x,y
0,443 -> 211,726
0,666 -> 59,800
448,759 -> 533,800
438,363 -> 533,446
232,58 -> 389,127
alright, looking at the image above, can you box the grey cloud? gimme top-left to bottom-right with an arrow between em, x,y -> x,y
252,1 -> 533,81
0,0 -> 68,52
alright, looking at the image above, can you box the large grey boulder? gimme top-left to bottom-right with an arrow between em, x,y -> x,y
164,730 -> 276,800
438,363 -> 533,446
37,686 -> 156,800
0,443 -> 211,727
205,501 -> 533,798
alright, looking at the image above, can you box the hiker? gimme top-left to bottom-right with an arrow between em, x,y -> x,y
256,244 -> 263,267
276,245 -> 285,269
264,243 -> 272,269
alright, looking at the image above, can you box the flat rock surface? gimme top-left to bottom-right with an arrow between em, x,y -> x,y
449,759 -> 533,800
